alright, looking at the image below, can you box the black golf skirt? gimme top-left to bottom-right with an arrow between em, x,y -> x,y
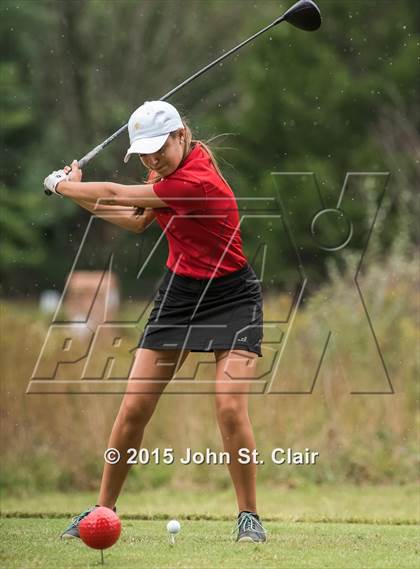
138,262 -> 263,357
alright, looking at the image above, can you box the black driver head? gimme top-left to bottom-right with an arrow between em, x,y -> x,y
281,0 -> 322,31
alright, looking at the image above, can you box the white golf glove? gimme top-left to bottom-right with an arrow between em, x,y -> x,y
43,170 -> 69,196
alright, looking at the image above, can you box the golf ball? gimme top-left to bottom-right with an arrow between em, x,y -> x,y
166,519 -> 181,534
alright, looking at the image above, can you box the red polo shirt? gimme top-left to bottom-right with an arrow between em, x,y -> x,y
152,143 -> 248,279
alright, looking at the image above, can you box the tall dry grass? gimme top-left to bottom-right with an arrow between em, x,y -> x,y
1,250 -> 418,496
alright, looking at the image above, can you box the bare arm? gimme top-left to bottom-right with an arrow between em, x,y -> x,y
74,199 -> 156,234
57,180 -> 167,209
56,162 -> 161,230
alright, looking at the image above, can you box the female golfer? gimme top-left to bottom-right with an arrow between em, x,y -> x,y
44,101 -> 266,543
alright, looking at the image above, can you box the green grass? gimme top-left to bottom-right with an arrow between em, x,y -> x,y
2,485 -> 419,524
1,518 -> 419,569
1,486 -> 419,568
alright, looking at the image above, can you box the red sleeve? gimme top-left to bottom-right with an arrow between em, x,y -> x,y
153,174 -> 206,214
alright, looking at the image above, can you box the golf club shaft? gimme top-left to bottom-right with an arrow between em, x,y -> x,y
160,17 -> 283,101
44,16 -> 283,195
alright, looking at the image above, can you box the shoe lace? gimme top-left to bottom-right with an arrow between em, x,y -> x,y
69,507 -> 95,528
233,512 -> 266,535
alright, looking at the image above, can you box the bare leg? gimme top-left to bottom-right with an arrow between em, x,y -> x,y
98,348 -> 189,508
214,349 -> 259,514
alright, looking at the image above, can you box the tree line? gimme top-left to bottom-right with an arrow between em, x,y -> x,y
1,0 -> 418,297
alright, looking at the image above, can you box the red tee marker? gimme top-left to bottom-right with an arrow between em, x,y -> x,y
79,507 -> 121,550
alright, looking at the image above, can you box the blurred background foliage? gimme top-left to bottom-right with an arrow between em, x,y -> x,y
1,247 -> 418,492
0,0 -> 419,494
0,0 -> 419,297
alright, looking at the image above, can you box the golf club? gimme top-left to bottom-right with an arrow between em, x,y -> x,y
44,0 -> 321,195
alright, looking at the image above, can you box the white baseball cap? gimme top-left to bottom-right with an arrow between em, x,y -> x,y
124,101 -> 184,162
